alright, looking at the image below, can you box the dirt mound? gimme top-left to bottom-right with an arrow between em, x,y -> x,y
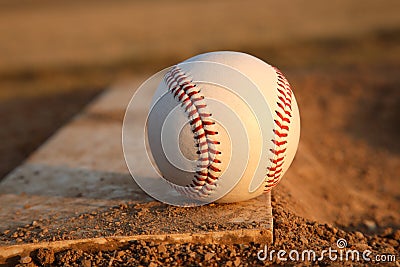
278,67 -> 400,233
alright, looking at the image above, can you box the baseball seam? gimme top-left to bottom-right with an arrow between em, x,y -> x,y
265,67 -> 293,191
164,66 -> 222,198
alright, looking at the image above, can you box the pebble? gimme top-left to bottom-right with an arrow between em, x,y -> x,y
204,252 -> 215,261
189,252 -> 196,258
300,236 -> 309,245
382,227 -> 393,236
20,256 -> 32,264
387,239 -> 398,247
316,228 -> 324,236
353,243 -> 370,251
363,220 -> 377,231
355,231 -> 364,239
81,259 -> 91,267
157,244 -> 167,254
234,257 -> 241,266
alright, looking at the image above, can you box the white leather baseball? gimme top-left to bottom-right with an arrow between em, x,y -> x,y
146,51 -> 300,203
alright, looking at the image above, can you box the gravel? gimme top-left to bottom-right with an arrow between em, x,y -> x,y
6,194 -> 399,266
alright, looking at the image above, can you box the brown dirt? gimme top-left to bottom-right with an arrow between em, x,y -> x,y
279,66 -> 400,229
3,194 -> 399,266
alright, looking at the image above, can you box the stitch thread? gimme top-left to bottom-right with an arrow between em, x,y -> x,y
164,66 -> 221,198
265,67 -> 293,190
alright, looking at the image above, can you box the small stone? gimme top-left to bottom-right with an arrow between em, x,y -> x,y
353,243 -> 370,251
20,256 -> 32,264
300,236 -> 309,245
355,231 -> 364,239
158,244 -> 167,254
148,262 -> 157,267
382,227 -> 393,237
226,260 -> 233,267
234,257 -> 241,266
316,228 -> 324,236
204,252 -> 214,261
117,251 -> 125,258
387,239 -> 398,247
229,250 -> 236,257
81,259 -> 91,267
363,220 -> 377,231
189,252 -> 196,258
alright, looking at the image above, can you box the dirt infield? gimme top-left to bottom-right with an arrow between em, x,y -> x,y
1,192 -> 398,266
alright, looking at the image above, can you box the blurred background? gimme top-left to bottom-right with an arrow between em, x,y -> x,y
0,0 -> 399,230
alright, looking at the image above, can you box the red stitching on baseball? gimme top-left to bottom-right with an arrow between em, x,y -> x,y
275,111 -> 290,123
274,119 -> 289,131
265,67 -> 293,191
277,102 -> 292,117
273,129 -> 288,138
270,157 -> 285,164
272,139 -> 287,146
270,148 -> 287,156
164,66 -> 222,198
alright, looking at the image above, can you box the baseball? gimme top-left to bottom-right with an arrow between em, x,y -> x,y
146,51 -> 300,203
